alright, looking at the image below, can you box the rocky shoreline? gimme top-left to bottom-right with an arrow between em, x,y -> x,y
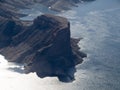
0,0 -> 95,17
0,0 -> 88,82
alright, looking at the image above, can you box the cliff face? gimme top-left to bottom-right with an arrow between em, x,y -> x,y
0,0 -> 89,82
0,14 -> 86,82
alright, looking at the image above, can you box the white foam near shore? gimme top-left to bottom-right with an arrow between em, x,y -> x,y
0,55 -> 63,90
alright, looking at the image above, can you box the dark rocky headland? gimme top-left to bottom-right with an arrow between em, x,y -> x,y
0,0 -> 91,82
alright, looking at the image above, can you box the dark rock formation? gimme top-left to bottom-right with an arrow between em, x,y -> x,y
0,0 -> 92,82
0,14 -> 86,82
0,16 -> 22,48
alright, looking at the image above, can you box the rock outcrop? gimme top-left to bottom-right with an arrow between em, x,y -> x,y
34,0 -> 95,12
0,14 -> 86,82
0,0 -> 95,16
0,0 -> 89,82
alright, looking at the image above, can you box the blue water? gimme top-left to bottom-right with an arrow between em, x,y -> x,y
19,0 -> 120,90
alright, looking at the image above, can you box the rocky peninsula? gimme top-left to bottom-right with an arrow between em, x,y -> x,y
0,0 -> 90,82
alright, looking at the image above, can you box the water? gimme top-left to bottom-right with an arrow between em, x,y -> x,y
0,0 -> 120,90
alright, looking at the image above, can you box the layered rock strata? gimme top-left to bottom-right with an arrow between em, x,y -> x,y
0,0 -> 89,82
0,14 -> 86,82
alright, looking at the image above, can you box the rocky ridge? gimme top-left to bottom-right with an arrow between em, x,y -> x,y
0,14 -> 86,82
0,0 -> 95,17
0,0 -> 89,82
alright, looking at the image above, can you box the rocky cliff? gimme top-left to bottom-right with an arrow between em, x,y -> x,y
0,14 -> 86,82
0,0 -> 88,82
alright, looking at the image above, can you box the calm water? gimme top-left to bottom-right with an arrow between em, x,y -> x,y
0,0 -> 120,90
